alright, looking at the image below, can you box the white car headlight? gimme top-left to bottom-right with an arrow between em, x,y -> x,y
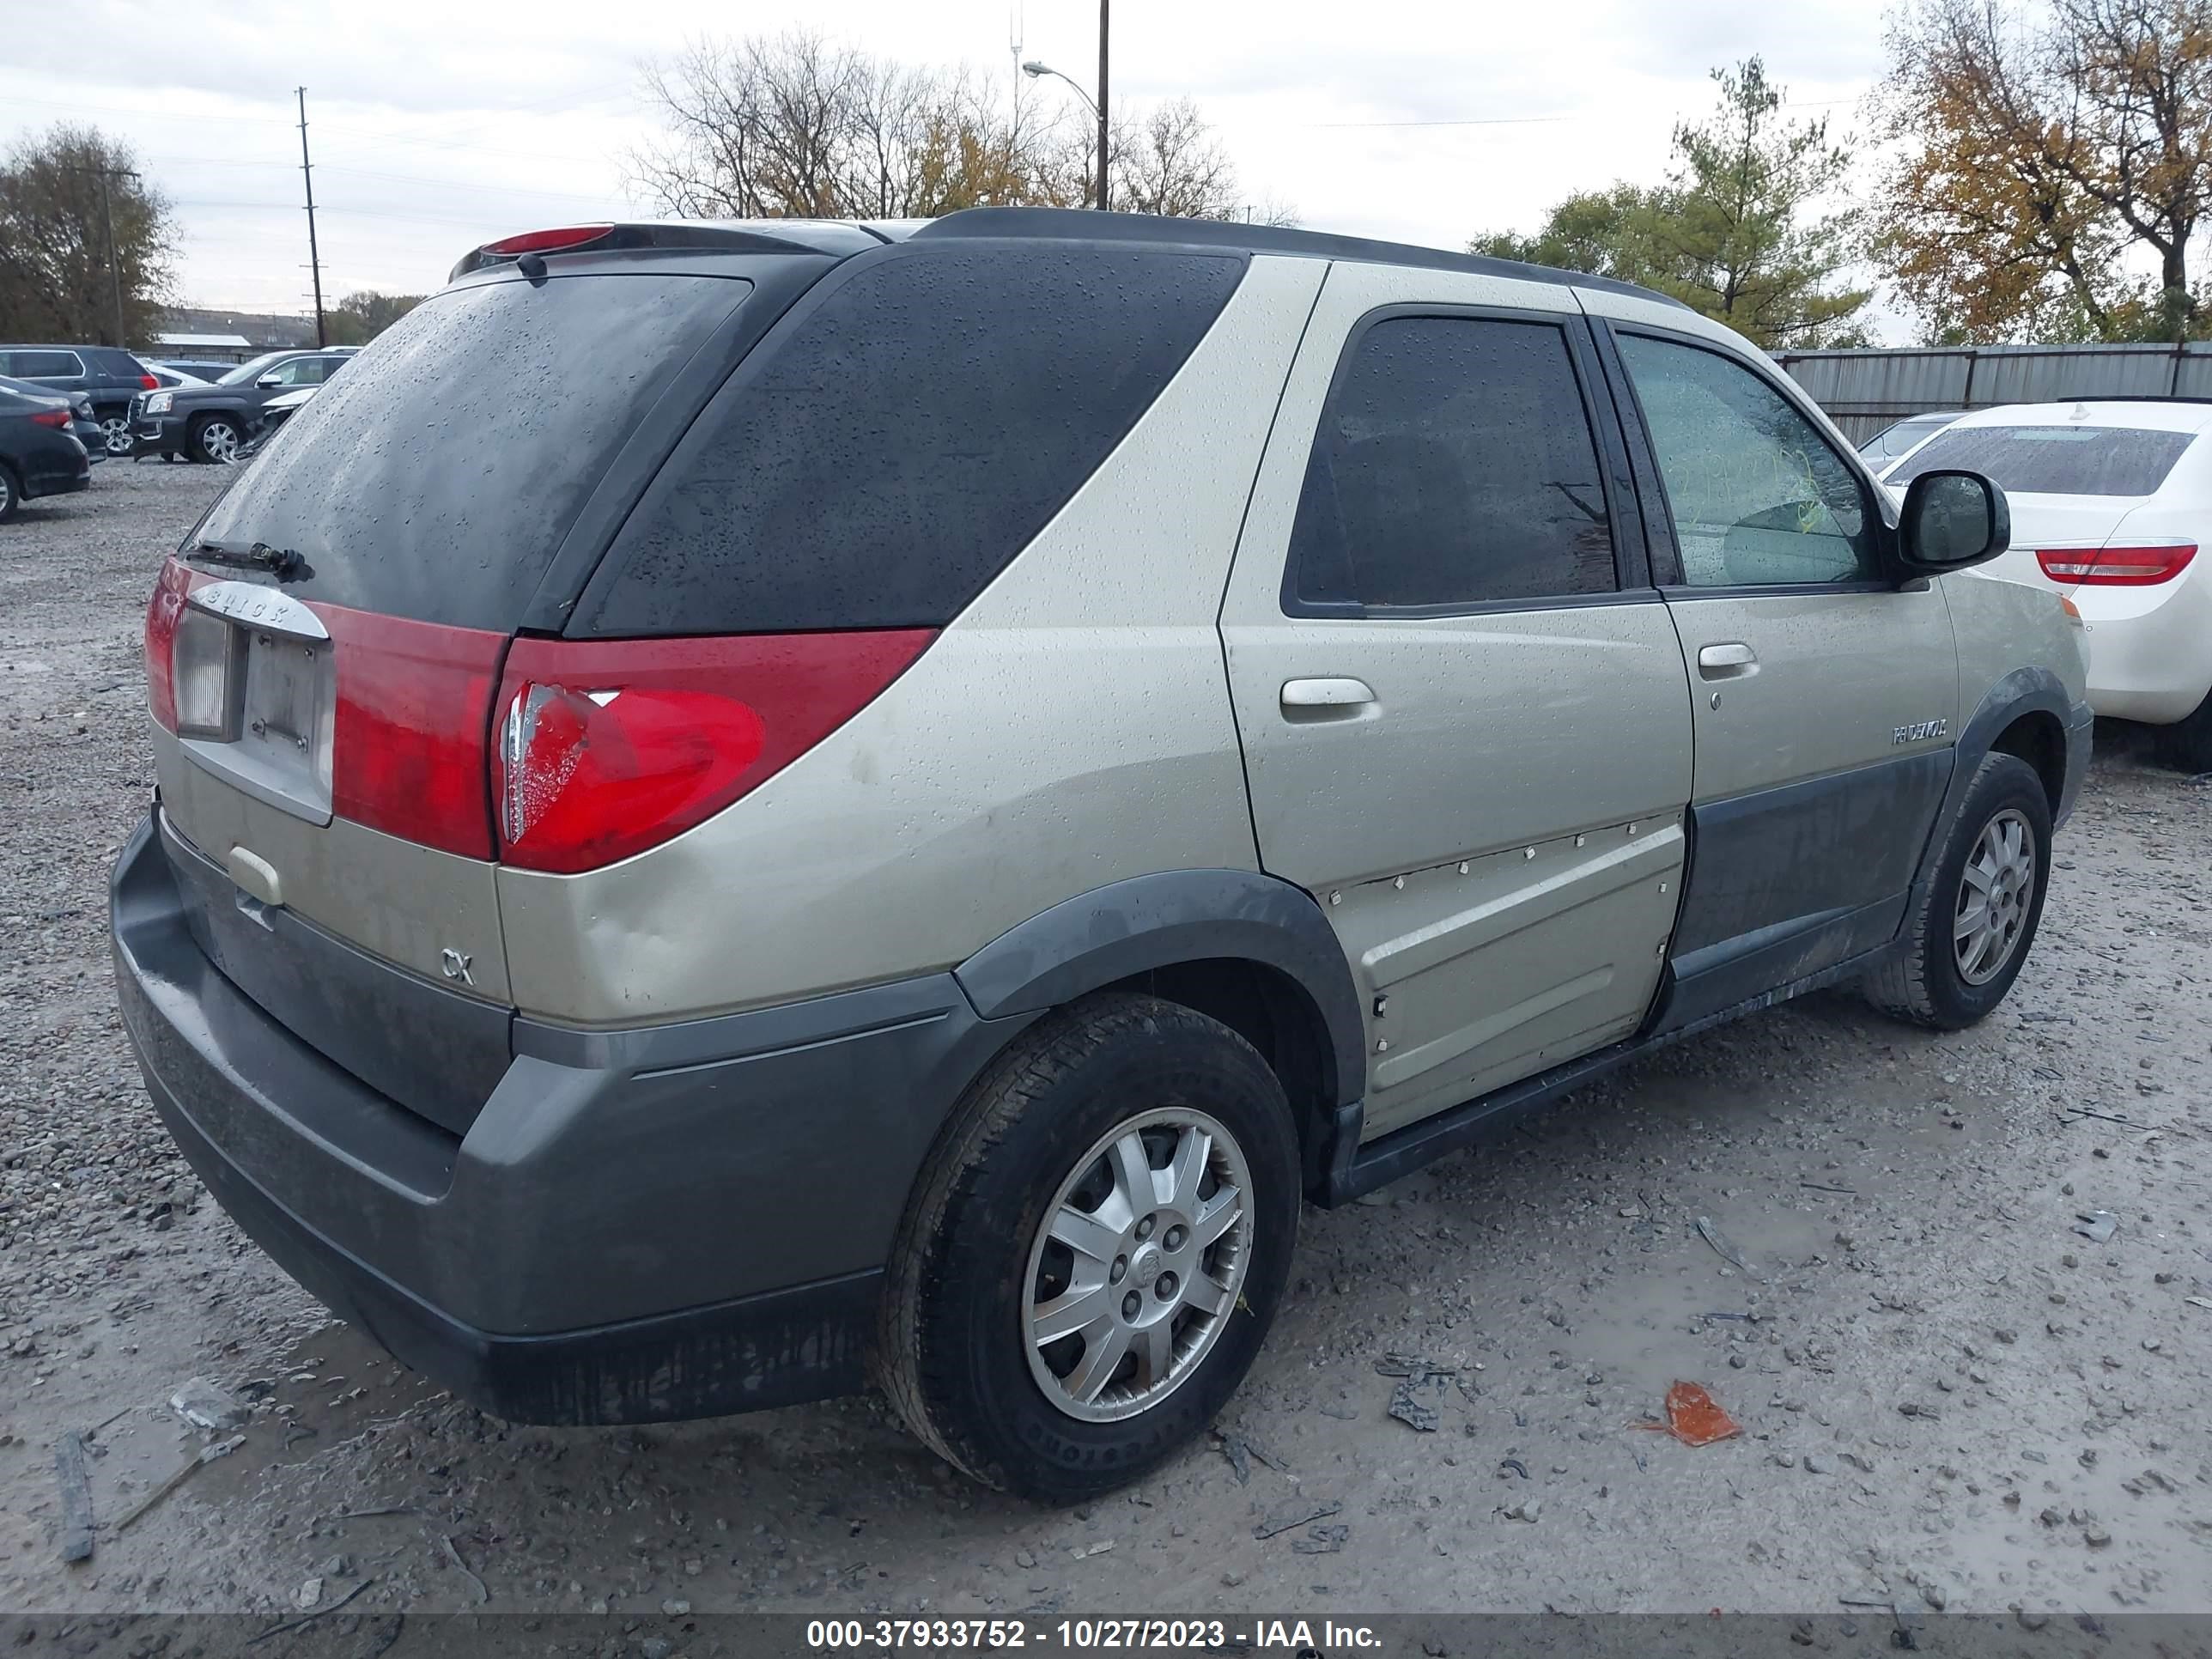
144,392 -> 174,416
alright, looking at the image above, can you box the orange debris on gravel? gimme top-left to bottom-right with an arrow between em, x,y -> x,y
1662,1382 -> 1741,1446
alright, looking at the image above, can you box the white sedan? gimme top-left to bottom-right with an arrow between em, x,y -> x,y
1882,399 -> 2212,771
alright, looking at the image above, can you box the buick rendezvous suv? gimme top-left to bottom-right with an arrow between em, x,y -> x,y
112,209 -> 2092,1501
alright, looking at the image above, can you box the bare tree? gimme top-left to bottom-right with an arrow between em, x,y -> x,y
0,125 -> 174,345
630,33 -> 1288,225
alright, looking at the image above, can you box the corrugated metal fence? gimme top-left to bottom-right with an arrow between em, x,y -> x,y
1773,343 -> 2212,442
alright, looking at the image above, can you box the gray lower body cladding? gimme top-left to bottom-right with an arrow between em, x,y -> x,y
109,812 -> 1033,1423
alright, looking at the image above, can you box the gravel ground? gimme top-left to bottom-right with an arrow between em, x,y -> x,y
2,462 -> 2209,1627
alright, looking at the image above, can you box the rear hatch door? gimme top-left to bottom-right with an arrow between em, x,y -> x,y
145,261 -> 774,1132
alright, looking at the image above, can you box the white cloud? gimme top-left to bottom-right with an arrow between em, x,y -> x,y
8,0 -> 1891,317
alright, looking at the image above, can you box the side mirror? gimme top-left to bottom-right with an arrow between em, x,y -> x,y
1899,469 -> 2009,574
255,374 -> 283,389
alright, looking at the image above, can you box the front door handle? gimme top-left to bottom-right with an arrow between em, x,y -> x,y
1281,677 -> 1376,711
1696,641 -> 1759,680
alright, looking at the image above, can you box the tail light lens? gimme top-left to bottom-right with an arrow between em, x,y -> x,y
327,611 -> 507,859
2036,544 -> 2197,585
139,374 -> 160,390
30,408 -> 69,429
492,631 -> 935,874
144,558 -> 194,731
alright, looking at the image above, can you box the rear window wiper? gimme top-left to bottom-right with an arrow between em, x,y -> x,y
184,539 -> 307,579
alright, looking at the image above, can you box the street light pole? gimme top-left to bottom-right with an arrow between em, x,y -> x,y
1096,0 -> 1110,211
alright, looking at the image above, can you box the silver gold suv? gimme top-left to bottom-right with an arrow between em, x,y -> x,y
112,209 -> 2092,1502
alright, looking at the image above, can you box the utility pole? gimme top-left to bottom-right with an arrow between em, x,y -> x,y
296,87 -> 327,348
1096,0 -> 1110,210
72,164 -> 138,347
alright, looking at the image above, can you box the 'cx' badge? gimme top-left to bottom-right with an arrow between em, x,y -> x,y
440,948 -> 474,987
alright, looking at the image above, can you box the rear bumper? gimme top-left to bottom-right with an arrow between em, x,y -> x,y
110,811 -> 1026,1423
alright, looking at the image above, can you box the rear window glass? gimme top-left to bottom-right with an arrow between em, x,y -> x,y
190,273 -> 750,629
6,350 -> 82,377
1887,424 -> 2195,496
571,243 -> 1246,636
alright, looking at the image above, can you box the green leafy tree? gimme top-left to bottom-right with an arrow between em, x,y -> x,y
325,290 -> 425,347
0,124 -> 174,346
1470,59 -> 1869,348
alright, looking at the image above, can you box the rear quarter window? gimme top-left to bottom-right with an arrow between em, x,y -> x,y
570,242 -> 1246,635
1888,424 -> 2197,496
189,272 -> 752,630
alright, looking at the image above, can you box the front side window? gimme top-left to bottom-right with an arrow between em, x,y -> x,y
1619,333 -> 1877,588
1288,315 -> 1618,611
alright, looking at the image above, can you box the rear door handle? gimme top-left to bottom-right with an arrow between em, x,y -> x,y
1696,641 -> 1759,680
1280,677 -> 1376,711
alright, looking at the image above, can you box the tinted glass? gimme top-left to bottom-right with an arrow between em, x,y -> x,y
574,245 -> 1244,635
191,272 -> 750,630
1861,414 -> 1950,462
9,350 -> 81,377
1619,333 -> 1877,587
1289,316 -> 1616,610
1886,424 -> 2194,497
219,353 -> 289,386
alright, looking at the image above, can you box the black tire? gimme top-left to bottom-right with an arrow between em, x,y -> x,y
1863,751 -> 2052,1030
876,992 -> 1300,1503
190,415 -> 241,465
0,463 -> 19,524
2154,690 -> 2212,775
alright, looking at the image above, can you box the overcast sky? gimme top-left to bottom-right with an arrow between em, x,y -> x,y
7,0 -> 1893,324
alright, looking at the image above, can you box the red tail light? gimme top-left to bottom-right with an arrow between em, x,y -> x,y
2036,544 -> 2197,586
492,632 -> 935,874
139,374 -> 160,390
326,610 -> 507,859
29,408 -> 70,429
144,558 -> 195,731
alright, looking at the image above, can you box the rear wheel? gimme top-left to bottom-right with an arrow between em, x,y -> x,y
1863,751 -> 2051,1029
876,993 -> 1299,1502
100,413 -> 133,455
191,416 -> 241,465
2154,689 -> 2212,775
0,464 -> 19,523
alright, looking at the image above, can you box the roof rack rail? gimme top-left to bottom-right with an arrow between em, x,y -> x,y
910,206 -> 1690,309
2052,393 -> 2212,404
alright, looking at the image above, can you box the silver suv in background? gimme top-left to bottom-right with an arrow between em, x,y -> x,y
112,210 -> 2090,1502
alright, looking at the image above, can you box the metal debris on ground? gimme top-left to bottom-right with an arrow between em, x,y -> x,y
1291,1523 -> 1350,1554
54,1432 -> 94,1565
115,1433 -> 246,1533
1659,1382 -> 1741,1447
1254,1500 -> 1342,1540
169,1376 -> 249,1432
2072,1211 -> 2118,1243
1695,1216 -> 1760,1277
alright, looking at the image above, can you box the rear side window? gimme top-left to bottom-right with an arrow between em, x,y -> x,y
8,350 -> 82,377
191,273 -> 751,630
1887,424 -> 2195,497
1288,314 -> 1617,611
572,244 -> 1245,636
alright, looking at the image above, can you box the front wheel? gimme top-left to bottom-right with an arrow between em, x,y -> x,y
100,414 -> 133,455
876,993 -> 1300,1502
1863,751 -> 2052,1029
191,416 -> 241,465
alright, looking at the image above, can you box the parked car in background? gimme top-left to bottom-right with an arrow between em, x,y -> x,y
112,210 -> 2089,1503
0,374 -> 106,461
131,349 -> 357,463
137,358 -> 210,388
155,360 -> 241,383
1859,410 -> 1959,468
0,380 -> 93,520
230,385 -> 316,461
1884,399 -> 2212,770
0,343 -> 159,456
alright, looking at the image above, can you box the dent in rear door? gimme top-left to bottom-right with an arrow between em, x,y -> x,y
1218,262 -> 1695,1139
